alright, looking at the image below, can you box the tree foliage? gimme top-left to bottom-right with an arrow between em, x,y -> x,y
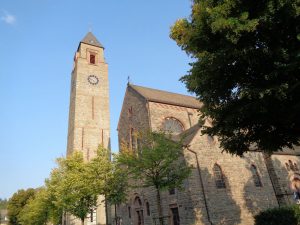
47,152 -> 97,224
46,146 -> 127,225
0,198 -> 7,210
116,131 -> 191,225
89,147 -> 128,206
18,187 -> 62,225
7,188 -> 36,225
254,205 -> 300,225
170,0 -> 300,155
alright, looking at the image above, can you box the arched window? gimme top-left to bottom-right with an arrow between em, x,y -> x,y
130,128 -> 137,151
286,162 -> 290,171
207,135 -> 214,144
250,165 -> 262,187
128,206 -> 131,218
162,117 -> 184,135
294,163 -> 299,171
289,160 -> 295,171
213,164 -> 226,189
90,54 -> 96,64
146,202 -> 150,216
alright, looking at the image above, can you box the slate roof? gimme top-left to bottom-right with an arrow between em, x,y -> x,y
129,84 -> 202,109
80,32 -> 104,49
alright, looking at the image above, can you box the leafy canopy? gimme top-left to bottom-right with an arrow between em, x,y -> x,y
18,187 -> 62,225
46,146 -> 127,223
87,146 -> 128,206
171,0 -> 300,155
0,198 -> 7,210
7,188 -> 36,225
47,152 -> 97,222
117,131 -> 191,190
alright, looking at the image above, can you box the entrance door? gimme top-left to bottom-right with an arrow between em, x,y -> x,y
136,210 -> 144,225
170,207 -> 180,225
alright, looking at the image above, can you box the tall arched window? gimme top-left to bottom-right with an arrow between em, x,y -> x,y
286,162 -> 291,171
213,164 -> 226,189
146,202 -> 150,216
250,165 -> 262,187
162,117 -> 184,135
130,128 -> 137,151
289,160 -> 295,171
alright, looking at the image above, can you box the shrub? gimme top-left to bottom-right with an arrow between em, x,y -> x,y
255,206 -> 300,225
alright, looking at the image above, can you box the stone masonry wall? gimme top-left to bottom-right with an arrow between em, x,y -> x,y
271,154 -> 300,204
148,102 -> 199,132
186,130 -> 279,225
117,86 -> 150,150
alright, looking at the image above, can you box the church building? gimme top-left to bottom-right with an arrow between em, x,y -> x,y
116,84 -> 300,225
66,32 -> 300,225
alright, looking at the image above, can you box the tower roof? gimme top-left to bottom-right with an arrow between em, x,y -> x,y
80,32 -> 104,49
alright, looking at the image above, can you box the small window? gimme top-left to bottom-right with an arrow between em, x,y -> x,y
130,128 -> 137,151
289,160 -> 295,171
207,135 -> 214,144
146,202 -> 150,216
250,165 -> 262,187
294,163 -> 299,171
213,164 -> 226,189
128,106 -> 133,117
169,188 -> 175,195
286,163 -> 290,171
128,206 -> 131,218
90,54 -> 96,64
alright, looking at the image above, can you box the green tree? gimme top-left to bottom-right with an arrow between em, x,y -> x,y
18,187 -> 62,225
0,198 -> 7,210
7,188 -> 36,225
116,131 -> 191,225
104,163 -> 128,225
170,0 -> 300,155
47,152 -> 97,225
87,146 -> 128,225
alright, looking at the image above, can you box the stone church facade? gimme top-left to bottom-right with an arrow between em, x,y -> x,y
66,32 -> 300,225
116,84 -> 300,225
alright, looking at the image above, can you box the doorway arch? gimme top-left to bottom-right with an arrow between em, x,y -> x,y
133,196 -> 144,225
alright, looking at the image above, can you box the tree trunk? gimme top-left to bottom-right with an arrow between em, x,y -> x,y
115,204 -> 118,225
81,218 -> 84,225
156,188 -> 164,225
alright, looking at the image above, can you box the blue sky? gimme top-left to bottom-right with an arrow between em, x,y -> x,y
0,0 -> 193,199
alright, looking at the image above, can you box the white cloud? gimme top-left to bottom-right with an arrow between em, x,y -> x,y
1,11 -> 16,25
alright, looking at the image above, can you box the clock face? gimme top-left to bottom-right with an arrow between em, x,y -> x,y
87,75 -> 99,85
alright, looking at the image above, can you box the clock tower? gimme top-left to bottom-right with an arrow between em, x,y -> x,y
66,32 -> 110,225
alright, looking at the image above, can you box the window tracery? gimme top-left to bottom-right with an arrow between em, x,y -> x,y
162,117 -> 184,135
213,164 -> 226,189
286,160 -> 299,172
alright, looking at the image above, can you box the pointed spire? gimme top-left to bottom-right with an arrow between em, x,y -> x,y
80,32 -> 104,49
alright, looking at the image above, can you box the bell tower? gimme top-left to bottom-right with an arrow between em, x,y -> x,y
66,32 -> 110,224
67,32 -> 110,159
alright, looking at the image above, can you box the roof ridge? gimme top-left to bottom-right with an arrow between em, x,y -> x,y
129,83 -> 197,99
128,83 -> 202,109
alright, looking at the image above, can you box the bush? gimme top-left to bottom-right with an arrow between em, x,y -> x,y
255,205 -> 300,225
